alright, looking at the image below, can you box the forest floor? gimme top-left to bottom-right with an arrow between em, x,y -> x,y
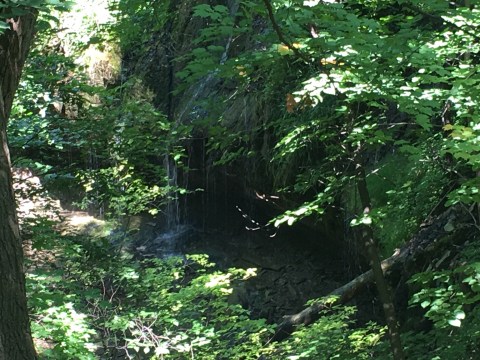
13,167 -> 110,353
14,167 -> 106,236
14,167 -> 109,279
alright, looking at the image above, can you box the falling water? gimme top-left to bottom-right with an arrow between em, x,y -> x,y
152,154 -> 186,258
164,154 -> 180,231
155,0 -> 240,257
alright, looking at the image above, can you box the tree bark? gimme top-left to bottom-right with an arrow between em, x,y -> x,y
0,10 -> 38,360
355,163 -> 405,360
272,204 -> 467,342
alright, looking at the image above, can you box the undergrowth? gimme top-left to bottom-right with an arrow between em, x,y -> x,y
25,217 -> 385,359
25,215 -> 480,359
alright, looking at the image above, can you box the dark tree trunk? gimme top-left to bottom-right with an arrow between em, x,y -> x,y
355,163 -> 405,360
0,10 -> 38,360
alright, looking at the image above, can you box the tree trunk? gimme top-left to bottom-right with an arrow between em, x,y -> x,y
355,163 -> 405,360
0,10 -> 38,360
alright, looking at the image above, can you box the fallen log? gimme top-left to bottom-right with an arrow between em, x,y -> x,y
272,205 -> 472,341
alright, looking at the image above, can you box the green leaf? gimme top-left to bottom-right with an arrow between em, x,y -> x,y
361,216 -> 372,225
448,319 -> 461,327
420,300 -> 430,308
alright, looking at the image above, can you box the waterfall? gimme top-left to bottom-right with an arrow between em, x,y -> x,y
164,154 -> 180,232
152,154 -> 187,258
154,0 -> 240,257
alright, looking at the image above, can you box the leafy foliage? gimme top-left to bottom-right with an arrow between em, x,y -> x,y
108,0 -> 170,55
0,0 -> 73,36
9,5 -> 185,218
366,140 -> 450,256
176,0 -> 480,253
262,305 -> 385,359
403,241 -> 480,359
11,0 -> 480,359
26,217 -> 269,358
26,215 -> 391,359
26,217 -> 480,358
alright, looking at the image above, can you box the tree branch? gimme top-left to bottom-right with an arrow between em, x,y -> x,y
261,0 -> 311,64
